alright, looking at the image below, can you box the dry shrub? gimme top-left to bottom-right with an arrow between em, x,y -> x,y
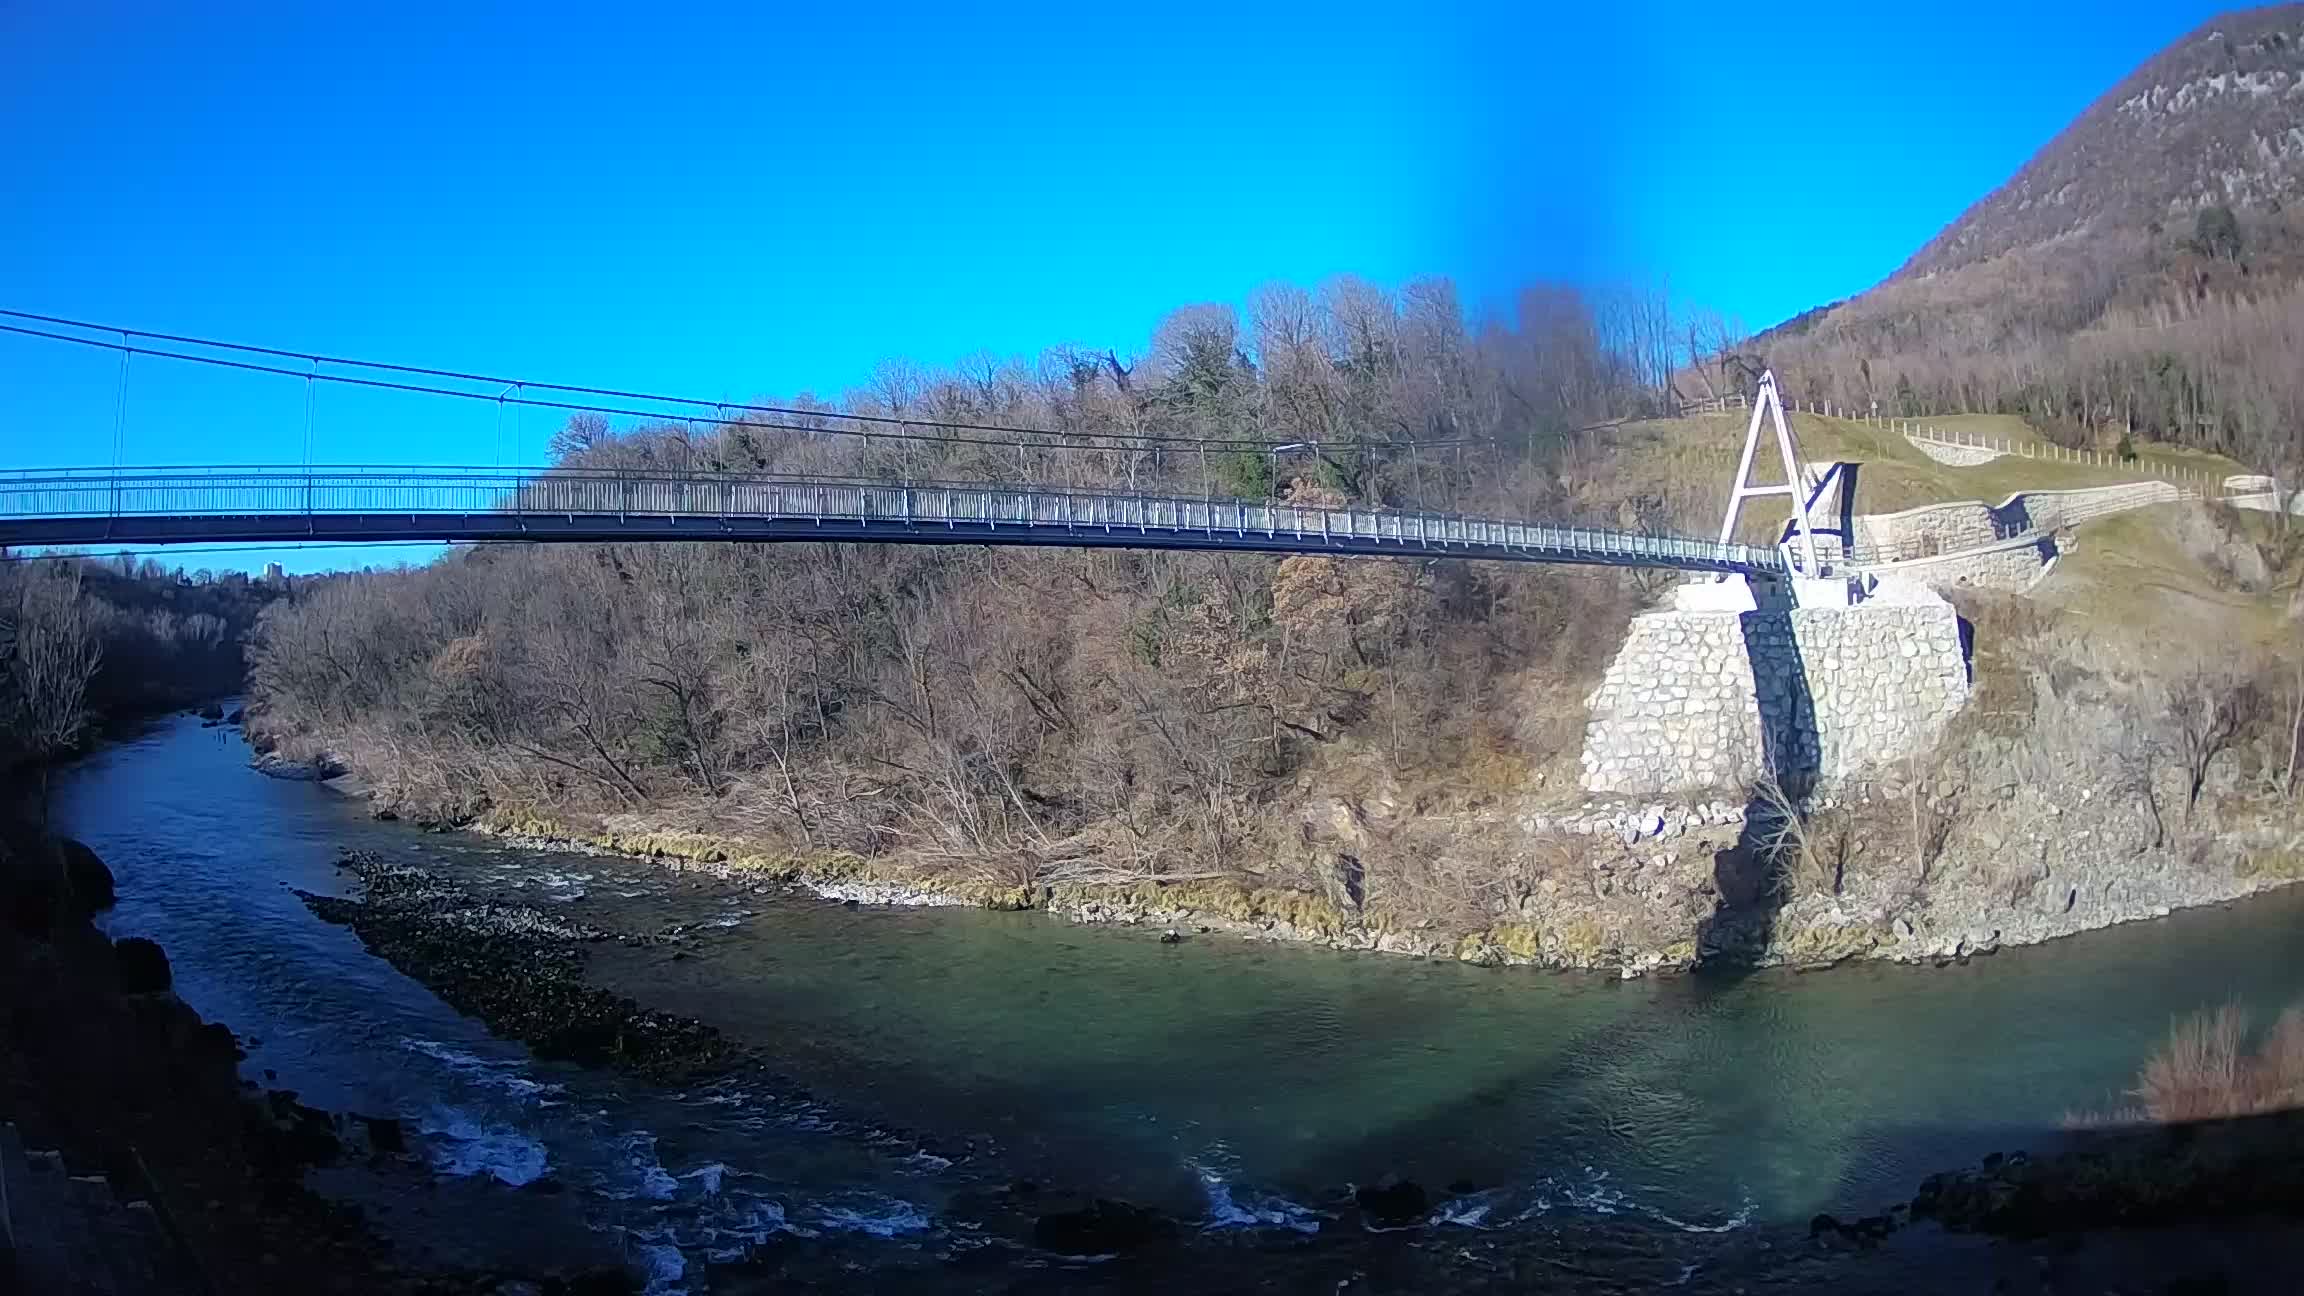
2139,1003 -> 2252,1123
1750,775 -> 1848,898
2079,1000 -> 2304,1125
1362,827 -> 1521,935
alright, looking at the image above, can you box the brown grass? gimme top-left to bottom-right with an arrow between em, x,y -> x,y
1574,409 -> 2245,547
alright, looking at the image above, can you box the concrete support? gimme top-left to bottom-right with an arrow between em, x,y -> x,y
1716,370 -> 1822,579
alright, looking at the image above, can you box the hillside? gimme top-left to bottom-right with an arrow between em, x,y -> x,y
1736,7 -> 2304,473
1901,6 -> 2304,279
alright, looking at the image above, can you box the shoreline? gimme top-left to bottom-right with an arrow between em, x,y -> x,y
451,807 -> 2304,979
0,829 -> 633,1294
296,845 -> 2304,1290
16,718 -> 2303,1294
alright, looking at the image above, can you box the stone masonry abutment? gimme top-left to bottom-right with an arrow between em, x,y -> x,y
1578,589 -> 1970,796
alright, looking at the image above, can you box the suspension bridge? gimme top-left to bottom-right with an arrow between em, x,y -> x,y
0,312 -> 1801,577
0,466 -> 1784,573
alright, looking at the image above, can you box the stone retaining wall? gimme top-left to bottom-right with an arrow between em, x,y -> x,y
1907,438 -> 2007,467
1579,598 -> 1970,796
1857,535 -> 2058,592
1850,481 -> 2179,559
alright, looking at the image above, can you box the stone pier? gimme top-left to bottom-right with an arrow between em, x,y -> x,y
1578,584 -> 1970,796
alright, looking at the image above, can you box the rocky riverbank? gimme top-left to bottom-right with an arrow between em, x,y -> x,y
298,851 -> 1030,1171
251,560 -> 2304,980
0,828 -> 634,1294
298,851 -> 746,1081
1908,1112 -> 2304,1236
450,766 -> 2304,979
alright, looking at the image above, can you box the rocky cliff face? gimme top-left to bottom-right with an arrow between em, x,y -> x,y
1900,6 -> 2304,280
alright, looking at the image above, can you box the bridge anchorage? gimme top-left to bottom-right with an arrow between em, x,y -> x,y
1683,370 -> 1855,612
1579,369 -> 1975,802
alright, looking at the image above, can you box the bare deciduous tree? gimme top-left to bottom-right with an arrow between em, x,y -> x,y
2166,667 -> 2264,813
1,561 -> 105,814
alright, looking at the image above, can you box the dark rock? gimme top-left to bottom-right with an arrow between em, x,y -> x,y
116,936 -> 173,993
226,707 -> 246,725
3,860 -> 59,937
247,1091 -> 344,1172
1445,1179 -> 1479,1197
193,1022 -> 246,1063
58,837 -> 116,912
297,852 -> 740,1081
1355,1175 -> 1430,1227
196,703 -> 224,721
842,898 -> 860,909
356,1114 -> 406,1155
553,1267 -> 642,1295
1032,1199 -> 1178,1254
1810,1212 -> 1843,1238
1158,928 -> 1184,944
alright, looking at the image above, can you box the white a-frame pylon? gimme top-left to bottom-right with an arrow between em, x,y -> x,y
1716,370 -> 1819,577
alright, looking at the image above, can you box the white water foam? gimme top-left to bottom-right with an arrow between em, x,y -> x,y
1190,1162 -> 1323,1234
633,1241 -> 687,1296
1431,1193 -> 1495,1228
811,1194 -> 935,1237
597,1132 -> 682,1201
619,1192 -> 813,1258
416,1107 -> 550,1186
701,1197 -> 810,1260
401,1036 -> 565,1100
680,1162 -> 731,1196
1428,1168 -> 1754,1236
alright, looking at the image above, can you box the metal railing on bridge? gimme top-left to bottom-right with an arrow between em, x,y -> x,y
0,465 -> 1785,574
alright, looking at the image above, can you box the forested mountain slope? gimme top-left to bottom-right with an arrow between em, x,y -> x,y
1724,6 -> 2304,478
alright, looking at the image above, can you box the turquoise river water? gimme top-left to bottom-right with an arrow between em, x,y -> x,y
55,711 -> 2304,1292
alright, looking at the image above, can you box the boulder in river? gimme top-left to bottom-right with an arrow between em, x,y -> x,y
558,1268 -> 642,1295
247,1089 -> 345,1172
354,1113 -> 406,1155
116,936 -> 173,993
1031,1199 -> 1179,1254
1355,1175 -> 1430,1227
58,836 -> 116,913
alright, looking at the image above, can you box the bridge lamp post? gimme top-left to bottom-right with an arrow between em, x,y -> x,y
1268,442 -> 1319,498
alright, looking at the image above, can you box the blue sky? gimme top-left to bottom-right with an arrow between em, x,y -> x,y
0,0 -> 2234,570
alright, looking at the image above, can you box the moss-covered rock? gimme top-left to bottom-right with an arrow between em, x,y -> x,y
1775,920 -> 1886,965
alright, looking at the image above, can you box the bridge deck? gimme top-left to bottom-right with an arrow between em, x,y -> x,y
0,467 -> 1783,574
